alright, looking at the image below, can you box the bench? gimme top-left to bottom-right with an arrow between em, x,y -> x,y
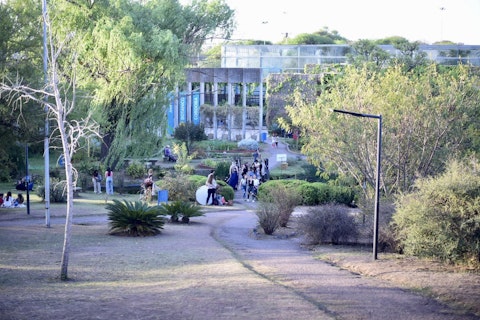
73,187 -> 82,197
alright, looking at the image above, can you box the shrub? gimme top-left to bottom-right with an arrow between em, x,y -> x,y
256,202 -> 281,235
237,138 -> 258,151
106,200 -> 166,236
215,161 -> 231,181
201,159 -> 217,168
126,162 -> 145,179
296,204 -> 358,245
358,200 -> 399,253
217,180 -> 234,201
393,158 -> 480,266
258,179 -> 356,207
158,200 -> 204,223
36,178 -> 67,203
258,184 -> 300,227
330,185 -> 355,206
299,183 -> 318,205
188,174 -> 208,189
157,172 -> 197,202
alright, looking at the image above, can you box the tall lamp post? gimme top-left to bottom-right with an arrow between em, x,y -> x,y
42,0 -> 50,227
331,109 -> 382,260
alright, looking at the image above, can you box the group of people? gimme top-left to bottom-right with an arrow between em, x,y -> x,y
0,191 -> 24,208
92,168 -> 114,195
221,154 -> 270,203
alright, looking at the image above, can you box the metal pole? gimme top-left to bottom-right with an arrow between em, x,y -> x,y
25,144 -> 30,215
42,0 -> 50,227
373,116 -> 382,260
331,109 -> 382,260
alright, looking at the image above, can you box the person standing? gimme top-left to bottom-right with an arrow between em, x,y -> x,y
228,161 -> 239,190
272,135 -> 278,148
105,167 -> 114,195
92,170 -> 102,194
240,173 -> 248,201
246,175 -> 255,202
205,170 -> 217,205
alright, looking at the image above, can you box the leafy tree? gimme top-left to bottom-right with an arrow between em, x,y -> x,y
282,64 -> 480,200
390,39 -> 427,71
347,39 -> 390,68
46,0 -> 234,168
285,33 -> 335,45
173,122 -> 207,154
283,27 -> 347,45
0,0 -> 46,179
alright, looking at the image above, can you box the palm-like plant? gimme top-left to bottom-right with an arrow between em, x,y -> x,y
106,200 -> 166,236
158,201 -> 204,223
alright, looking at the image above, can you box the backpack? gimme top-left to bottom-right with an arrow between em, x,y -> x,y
96,174 -> 102,182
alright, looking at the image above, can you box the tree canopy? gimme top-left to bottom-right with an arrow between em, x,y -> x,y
282,64 -> 480,199
1,0 -> 235,171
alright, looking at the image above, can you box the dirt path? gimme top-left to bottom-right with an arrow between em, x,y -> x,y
1,203 -> 478,319
214,210 -> 479,320
0,142 -> 478,319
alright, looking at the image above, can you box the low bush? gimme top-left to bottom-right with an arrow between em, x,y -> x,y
157,172 -> 197,202
106,200 -> 166,236
158,200 -> 204,223
36,178 -> 67,203
126,162 -> 145,179
256,202 -> 281,235
298,183 -> 318,205
258,179 -> 356,206
296,204 -> 359,245
330,185 -> 356,206
216,180 -> 234,201
393,158 -> 480,266
258,184 -> 300,227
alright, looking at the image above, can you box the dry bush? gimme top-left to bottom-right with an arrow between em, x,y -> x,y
256,202 -> 281,235
296,204 -> 358,245
258,184 -> 300,227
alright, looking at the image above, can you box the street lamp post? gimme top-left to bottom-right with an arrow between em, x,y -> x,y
331,109 -> 382,260
42,0 -> 50,227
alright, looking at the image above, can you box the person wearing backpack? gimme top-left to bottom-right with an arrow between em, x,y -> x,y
92,170 -> 102,194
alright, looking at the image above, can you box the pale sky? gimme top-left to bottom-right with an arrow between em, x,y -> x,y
221,0 -> 480,45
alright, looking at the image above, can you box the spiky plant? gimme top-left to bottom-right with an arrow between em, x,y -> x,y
158,201 -> 204,223
106,200 -> 166,236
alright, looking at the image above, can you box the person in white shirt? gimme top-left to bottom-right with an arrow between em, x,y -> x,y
205,170 -> 218,205
2,191 -> 13,207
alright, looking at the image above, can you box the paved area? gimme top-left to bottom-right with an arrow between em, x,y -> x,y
216,142 -> 479,319
1,142 -> 478,319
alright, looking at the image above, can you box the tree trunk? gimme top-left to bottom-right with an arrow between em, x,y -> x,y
59,134 -> 74,280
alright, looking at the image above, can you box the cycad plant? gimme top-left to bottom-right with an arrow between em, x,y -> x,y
106,200 -> 166,236
158,201 -> 204,223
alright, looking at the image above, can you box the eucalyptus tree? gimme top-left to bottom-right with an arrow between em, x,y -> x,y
48,0 -> 234,168
283,64 -> 480,200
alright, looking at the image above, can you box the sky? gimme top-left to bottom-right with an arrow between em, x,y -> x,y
220,0 -> 480,45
